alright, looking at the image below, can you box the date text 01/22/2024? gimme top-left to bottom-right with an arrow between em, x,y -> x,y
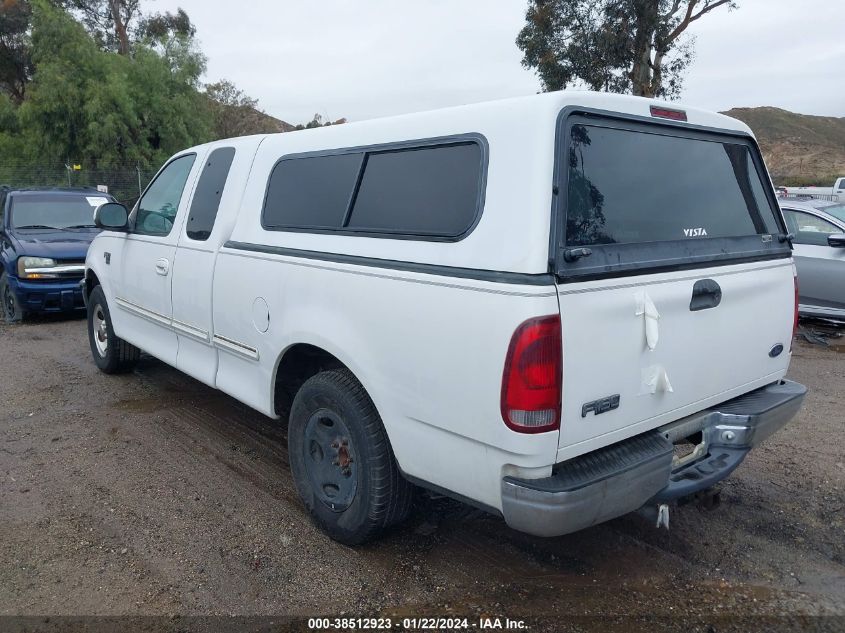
307,617 -> 528,630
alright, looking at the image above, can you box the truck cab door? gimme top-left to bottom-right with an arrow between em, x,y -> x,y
115,153 -> 200,366
171,146 -> 238,386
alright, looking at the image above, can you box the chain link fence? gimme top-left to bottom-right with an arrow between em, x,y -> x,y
0,164 -> 154,207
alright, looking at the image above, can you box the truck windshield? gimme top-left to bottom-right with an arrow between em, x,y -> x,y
10,193 -> 110,229
565,124 -> 782,246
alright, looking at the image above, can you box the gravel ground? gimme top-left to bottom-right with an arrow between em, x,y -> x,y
0,314 -> 843,630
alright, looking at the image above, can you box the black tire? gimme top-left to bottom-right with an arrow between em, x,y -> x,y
87,285 -> 140,374
0,272 -> 27,323
289,368 -> 413,545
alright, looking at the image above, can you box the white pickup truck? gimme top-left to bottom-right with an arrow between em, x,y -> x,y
83,91 -> 807,545
782,177 -> 845,201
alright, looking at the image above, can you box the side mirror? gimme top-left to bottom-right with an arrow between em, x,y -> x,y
94,202 -> 129,231
827,233 -> 845,248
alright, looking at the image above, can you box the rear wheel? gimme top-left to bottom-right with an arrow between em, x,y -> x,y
87,285 -> 140,374
0,272 -> 27,323
288,368 -> 413,545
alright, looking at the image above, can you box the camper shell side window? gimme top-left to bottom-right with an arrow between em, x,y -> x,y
261,135 -> 488,242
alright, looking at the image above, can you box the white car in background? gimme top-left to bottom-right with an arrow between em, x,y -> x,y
780,198 -> 845,321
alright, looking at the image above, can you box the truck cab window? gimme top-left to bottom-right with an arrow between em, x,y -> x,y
134,154 -> 196,237
186,147 -> 236,241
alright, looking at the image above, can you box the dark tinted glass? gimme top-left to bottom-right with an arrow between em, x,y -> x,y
263,152 -> 363,229
187,147 -> 235,241
347,143 -> 482,236
566,125 -> 779,246
746,160 -> 781,233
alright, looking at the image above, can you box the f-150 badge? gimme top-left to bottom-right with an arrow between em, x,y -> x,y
582,394 -> 621,418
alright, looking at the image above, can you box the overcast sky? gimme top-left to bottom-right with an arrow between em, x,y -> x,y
153,0 -> 844,125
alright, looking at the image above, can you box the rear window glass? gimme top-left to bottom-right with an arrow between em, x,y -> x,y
10,193 -> 112,230
261,140 -> 484,240
565,125 -> 780,246
263,152 -> 363,230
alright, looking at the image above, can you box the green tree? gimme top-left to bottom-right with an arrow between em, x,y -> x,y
205,79 -> 274,139
0,0 -> 34,103
0,93 -> 28,166
137,7 -> 193,40
293,113 -> 347,131
517,0 -> 736,99
63,0 -> 139,55
136,8 -> 205,87
20,0 -> 211,168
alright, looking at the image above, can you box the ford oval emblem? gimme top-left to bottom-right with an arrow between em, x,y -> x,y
769,344 -> 784,358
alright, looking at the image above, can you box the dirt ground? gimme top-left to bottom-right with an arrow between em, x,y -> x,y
1,314 -> 843,630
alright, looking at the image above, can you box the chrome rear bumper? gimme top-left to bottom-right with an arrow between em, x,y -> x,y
501,380 -> 807,538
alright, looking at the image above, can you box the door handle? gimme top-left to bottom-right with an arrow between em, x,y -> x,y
690,279 -> 722,311
155,258 -> 170,276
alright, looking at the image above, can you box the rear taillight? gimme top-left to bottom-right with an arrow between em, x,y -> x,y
792,274 -> 799,347
501,315 -> 562,434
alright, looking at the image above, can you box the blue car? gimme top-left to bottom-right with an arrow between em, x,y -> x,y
0,187 -> 114,322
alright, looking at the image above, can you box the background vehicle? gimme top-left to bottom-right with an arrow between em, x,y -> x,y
781,177 -> 845,202
83,91 -> 805,544
780,198 -> 845,321
0,187 -> 112,322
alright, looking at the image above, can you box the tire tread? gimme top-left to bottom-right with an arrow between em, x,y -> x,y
290,368 -> 413,544
88,285 -> 140,374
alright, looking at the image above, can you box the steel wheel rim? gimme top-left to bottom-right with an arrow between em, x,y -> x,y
2,284 -> 15,318
302,408 -> 358,512
92,304 -> 108,357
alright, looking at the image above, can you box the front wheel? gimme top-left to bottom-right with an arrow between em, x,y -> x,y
0,272 -> 27,323
289,369 -> 413,545
87,285 -> 140,374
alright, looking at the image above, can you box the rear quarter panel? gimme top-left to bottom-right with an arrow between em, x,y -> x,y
212,250 -> 562,510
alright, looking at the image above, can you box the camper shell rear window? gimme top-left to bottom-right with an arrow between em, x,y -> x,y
553,111 -> 790,280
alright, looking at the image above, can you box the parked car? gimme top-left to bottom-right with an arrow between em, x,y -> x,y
82,91 -> 806,544
781,177 -> 845,202
780,199 -> 845,321
0,187 -> 113,322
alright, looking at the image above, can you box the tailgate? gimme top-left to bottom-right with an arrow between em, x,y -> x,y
550,109 -> 796,453
556,259 -> 794,449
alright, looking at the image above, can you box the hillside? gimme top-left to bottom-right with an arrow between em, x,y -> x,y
721,107 -> 845,186
250,108 -> 296,133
